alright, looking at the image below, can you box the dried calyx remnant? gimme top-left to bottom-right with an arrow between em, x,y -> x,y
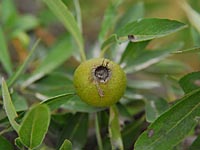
93,60 -> 111,83
92,60 -> 112,97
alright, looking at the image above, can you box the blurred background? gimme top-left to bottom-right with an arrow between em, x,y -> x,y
1,0 -> 200,72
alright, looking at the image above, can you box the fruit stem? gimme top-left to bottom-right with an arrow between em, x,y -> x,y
95,113 -> 104,150
73,0 -> 82,33
80,46 -> 87,62
73,0 -> 86,62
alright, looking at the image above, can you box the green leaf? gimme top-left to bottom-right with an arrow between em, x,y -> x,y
109,105 -> 124,150
0,27 -> 13,75
22,37 -> 74,87
120,41 -> 149,65
98,0 -> 122,43
12,92 -> 28,112
11,30 -> 30,47
59,139 -> 72,150
101,34 -> 119,51
147,59 -> 190,74
8,39 -> 40,87
28,72 -> 74,97
62,95 -> 104,113
145,97 -> 169,123
1,0 -> 18,28
95,113 -> 103,150
124,42 -> 184,73
116,2 -> 145,30
190,27 -> 200,46
100,34 -> 123,57
117,18 -> 187,42
41,93 -> 76,111
181,1 -> 200,33
19,104 -> 50,149
1,78 -> 19,132
0,135 -> 13,150
58,113 -> 88,150
134,89 -> 200,150
127,80 -> 161,90
14,15 -> 39,31
179,71 -> 200,94
73,0 -> 82,32
15,137 -> 25,150
43,0 -> 86,61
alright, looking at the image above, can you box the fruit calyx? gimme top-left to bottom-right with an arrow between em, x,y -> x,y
92,59 -> 112,83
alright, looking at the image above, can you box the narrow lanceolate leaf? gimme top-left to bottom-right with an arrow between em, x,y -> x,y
181,1 -> 200,33
41,93 -> 76,111
62,95 -> 104,113
8,39 -> 40,87
1,78 -> 19,132
179,71 -> 200,94
124,42 -> 184,73
100,34 -> 122,57
0,27 -> 12,75
116,1 -> 145,30
117,18 -> 187,42
120,41 -> 149,65
95,113 -> 103,150
19,104 -> 50,149
98,0 -> 122,43
134,88 -> 200,150
59,139 -> 72,150
109,105 -> 124,150
43,0 -> 86,61
22,38 -> 73,87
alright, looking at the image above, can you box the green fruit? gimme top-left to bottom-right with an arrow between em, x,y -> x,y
73,58 -> 127,107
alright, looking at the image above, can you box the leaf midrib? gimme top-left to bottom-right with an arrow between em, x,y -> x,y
30,109 -> 38,148
146,94 -> 200,149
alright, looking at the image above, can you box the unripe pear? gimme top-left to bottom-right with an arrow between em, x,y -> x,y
73,58 -> 127,107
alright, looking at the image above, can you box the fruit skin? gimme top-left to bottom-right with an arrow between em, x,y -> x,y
73,58 -> 127,107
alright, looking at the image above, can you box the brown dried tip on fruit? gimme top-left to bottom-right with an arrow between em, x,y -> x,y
73,58 -> 127,107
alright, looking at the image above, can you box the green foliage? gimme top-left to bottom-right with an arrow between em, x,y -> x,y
1,0 -> 200,150
0,135 -> 13,150
59,139 -> 72,150
179,71 -> 200,93
135,89 -> 200,150
0,27 -> 12,75
43,0 -> 86,61
117,18 -> 187,42
1,78 -> 19,132
19,104 -> 50,149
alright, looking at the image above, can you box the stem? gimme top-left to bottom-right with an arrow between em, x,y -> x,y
95,113 -> 103,150
73,0 -> 82,33
80,46 -> 87,62
109,105 -> 124,150
73,0 -> 86,62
